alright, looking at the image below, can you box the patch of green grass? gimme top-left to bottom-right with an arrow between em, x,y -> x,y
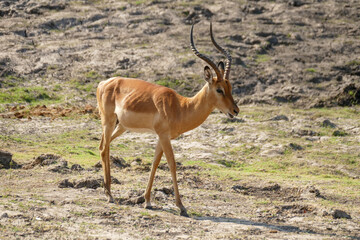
346,59 -> 360,66
0,86 -> 61,104
306,68 -> 317,73
53,84 -> 63,92
70,78 -> 96,93
216,159 -> 243,168
134,0 -> 149,5
1,74 -> 23,87
84,70 -> 102,80
155,77 -> 182,89
188,210 -> 204,217
255,54 -> 271,63
140,211 -> 150,216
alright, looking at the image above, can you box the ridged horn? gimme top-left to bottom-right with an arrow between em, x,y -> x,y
190,23 -> 222,81
210,22 -> 232,80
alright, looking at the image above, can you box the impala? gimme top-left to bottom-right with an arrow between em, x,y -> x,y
97,22 -> 239,217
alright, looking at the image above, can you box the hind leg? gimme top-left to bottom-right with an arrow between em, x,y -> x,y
99,124 -> 125,151
100,114 -> 117,203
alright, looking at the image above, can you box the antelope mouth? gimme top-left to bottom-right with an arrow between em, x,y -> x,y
227,113 -> 234,119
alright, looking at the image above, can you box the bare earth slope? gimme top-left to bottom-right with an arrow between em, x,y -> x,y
0,0 -> 359,107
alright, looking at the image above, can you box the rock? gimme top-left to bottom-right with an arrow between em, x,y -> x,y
230,35 -> 243,43
262,183 -> 281,191
25,3 -> 66,15
116,58 -> 135,70
269,115 -> 289,121
94,156 -> 129,169
243,5 -> 265,14
123,196 -> 145,205
308,186 -> 325,199
232,185 -> 250,193
322,119 -> 337,128
48,161 -> 70,174
58,179 -> 74,188
288,0 -> 305,7
23,154 -> 61,169
183,6 -> 213,25
333,130 -> 347,137
74,179 -> 101,189
110,156 -> 129,169
154,190 -> 168,201
221,118 -> 245,123
289,143 -> 303,151
0,150 -> 20,169
111,176 -> 121,184
71,164 -> 84,171
291,33 -> 303,41
266,36 -> 278,46
94,161 -> 102,168
332,209 -> 351,219
292,129 -> 318,137
260,144 -> 285,157
155,186 -> 174,195
0,213 -> 9,219
131,158 -> 143,166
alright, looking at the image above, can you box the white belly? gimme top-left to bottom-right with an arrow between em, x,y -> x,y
124,127 -> 155,134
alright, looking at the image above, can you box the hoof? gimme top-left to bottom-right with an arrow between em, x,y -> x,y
145,205 -> 153,210
107,196 -> 114,203
180,209 -> 189,218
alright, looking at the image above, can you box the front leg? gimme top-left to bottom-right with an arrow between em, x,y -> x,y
158,134 -> 188,217
144,140 -> 163,209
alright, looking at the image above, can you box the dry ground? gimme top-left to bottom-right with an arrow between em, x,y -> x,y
1,106 -> 360,239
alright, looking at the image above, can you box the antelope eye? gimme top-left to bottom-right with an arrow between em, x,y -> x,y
216,89 -> 224,95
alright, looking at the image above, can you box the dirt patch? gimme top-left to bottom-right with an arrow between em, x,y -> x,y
313,83 -> 360,107
0,105 -> 98,120
58,176 -> 120,189
22,153 -> 60,169
232,183 -> 326,202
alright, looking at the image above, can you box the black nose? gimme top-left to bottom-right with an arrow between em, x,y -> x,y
234,109 -> 238,116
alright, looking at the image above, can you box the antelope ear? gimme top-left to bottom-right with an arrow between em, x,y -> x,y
204,66 -> 213,84
218,61 -> 225,76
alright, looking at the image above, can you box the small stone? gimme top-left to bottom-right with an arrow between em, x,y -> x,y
111,176 -> 121,184
222,118 -> 245,124
262,183 -> 280,191
74,179 -> 101,189
131,158 -> 142,166
110,156 -> 129,169
94,161 -> 102,168
1,213 -> 9,219
0,151 -> 20,169
289,143 -> 303,151
322,119 -> 336,128
269,115 -> 289,121
266,36 -> 278,46
155,186 -> 174,195
58,179 -> 74,188
332,209 -> 351,219
333,130 -> 347,137
288,0 -> 305,7
71,164 -> 84,171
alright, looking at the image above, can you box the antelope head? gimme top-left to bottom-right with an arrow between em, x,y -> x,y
190,22 -> 239,118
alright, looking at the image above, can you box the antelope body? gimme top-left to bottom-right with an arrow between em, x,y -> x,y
97,23 -> 239,217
